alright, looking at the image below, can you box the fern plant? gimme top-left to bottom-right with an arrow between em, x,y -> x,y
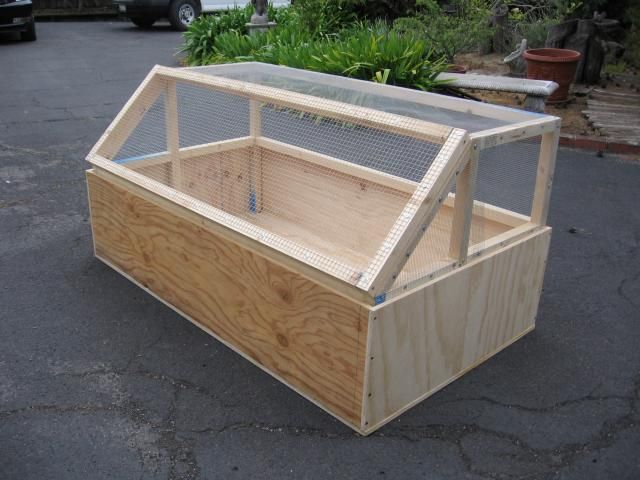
183,3 -> 450,92
180,6 -> 252,65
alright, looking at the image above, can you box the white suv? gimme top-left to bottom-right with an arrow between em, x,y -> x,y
114,0 -> 290,31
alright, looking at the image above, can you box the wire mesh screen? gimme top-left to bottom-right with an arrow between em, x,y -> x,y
386,137 -> 541,300
261,105 -> 442,182
386,184 -> 456,299
177,83 -> 250,147
89,67 -> 558,301
475,137 -> 541,216
96,75 -> 461,287
468,136 -> 540,251
114,93 -> 167,163
190,63 -> 517,133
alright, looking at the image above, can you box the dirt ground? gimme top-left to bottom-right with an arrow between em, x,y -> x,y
455,52 -> 639,138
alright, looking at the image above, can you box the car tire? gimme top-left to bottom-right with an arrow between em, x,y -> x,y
20,19 -> 36,42
130,17 -> 156,28
168,0 -> 200,31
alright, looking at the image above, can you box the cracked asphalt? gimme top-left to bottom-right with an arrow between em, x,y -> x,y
1,21 -> 639,480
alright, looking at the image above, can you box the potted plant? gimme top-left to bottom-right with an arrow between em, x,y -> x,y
523,48 -> 581,103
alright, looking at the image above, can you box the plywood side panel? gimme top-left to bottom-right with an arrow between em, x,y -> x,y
87,171 -> 368,428
260,149 -> 410,265
135,162 -> 171,185
364,229 -> 551,431
179,148 -> 253,212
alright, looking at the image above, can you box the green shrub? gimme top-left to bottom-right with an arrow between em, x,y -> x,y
626,3 -> 640,68
205,20 -> 449,91
183,2 -> 451,92
506,16 -> 558,50
304,22 -> 448,90
554,0 -> 606,19
295,0 -> 418,21
346,0 -> 417,20
391,16 -> 426,37
396,0 -> 495,62
208,30 -> 270,62
290,0 -> 356,38
181,6 -> 252,65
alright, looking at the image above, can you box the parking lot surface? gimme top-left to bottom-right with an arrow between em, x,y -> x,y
1,21 -> 639,480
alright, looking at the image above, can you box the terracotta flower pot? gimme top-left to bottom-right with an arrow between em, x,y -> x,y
523,48 -> 581,104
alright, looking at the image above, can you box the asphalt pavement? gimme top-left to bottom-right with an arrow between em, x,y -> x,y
1,21 -> 639,480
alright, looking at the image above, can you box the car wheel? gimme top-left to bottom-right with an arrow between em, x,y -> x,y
130,17 -> 156,28
168,0 -> 200,31
20,19 -> 36,42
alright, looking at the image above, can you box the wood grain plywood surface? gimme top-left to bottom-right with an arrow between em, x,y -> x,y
260,148 -> 409,265
364,228 -> 551,431
87,171 -> 368,428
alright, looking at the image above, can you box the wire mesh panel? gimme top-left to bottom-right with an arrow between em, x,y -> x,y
90,70 -> 460,288
113,93 -> 167,163
177,83 -> 250,147
385,136 -> 542,300
475,136 -> 541,216
190,62 -> 526,133
468,136 -> 541,251
261,105 -> 443,182
386,184 -> 456,299
88,64 -> 556,301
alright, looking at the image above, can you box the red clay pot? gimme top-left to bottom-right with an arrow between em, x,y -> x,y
523,48 -> 581,104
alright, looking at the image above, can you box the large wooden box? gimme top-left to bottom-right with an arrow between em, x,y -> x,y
86,63 -> 559,434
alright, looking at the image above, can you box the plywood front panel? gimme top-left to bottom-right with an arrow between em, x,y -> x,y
87,171 -> 368,428
364,229 -> 551,432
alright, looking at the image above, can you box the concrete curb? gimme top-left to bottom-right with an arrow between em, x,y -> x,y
559,133 -> 640,155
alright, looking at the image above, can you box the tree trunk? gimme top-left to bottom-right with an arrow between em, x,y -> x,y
545,19 -> 578,48
564,19 -> 595,83
583,37 -> 605,84
491,4 -> 508,53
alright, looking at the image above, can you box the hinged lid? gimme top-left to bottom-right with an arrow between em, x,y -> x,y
87,63 -> 545,302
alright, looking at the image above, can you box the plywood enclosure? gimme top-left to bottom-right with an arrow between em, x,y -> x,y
87,169 -> 550,434
87,170 -> 369,426
363,228 -> 550,432
116,143 -> 525,284
86,64 -> 559,434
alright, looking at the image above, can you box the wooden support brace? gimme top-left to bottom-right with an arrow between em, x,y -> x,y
91,71 -> 164,160
448,146 -> 479,263
530,127 -> 560,225
155,67 -> 451,145
249,99 -> 263,213
443,193 -> 529,228
165,79 -> 181,189
359,130 -> 471,297
114,137 -> 255,171
179,136 -> 255,161
470,117 -> 560,149
256,137 -> 417,194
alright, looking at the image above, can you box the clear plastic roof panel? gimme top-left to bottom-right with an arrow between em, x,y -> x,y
187,62 -> 540,133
